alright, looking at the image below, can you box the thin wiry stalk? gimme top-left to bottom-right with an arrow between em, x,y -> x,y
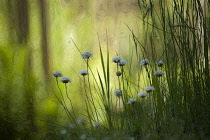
86,59 -> 99,122
64,83 -> 76,119
55,77 -> 74,122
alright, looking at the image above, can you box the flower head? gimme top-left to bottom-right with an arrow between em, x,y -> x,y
68,123 -> 75,129
78,70 -> 89,76
52,70 -> 63,78
82,51 -> 93,59
76,117 -> 84,124
127,98 -> 136,104
144,86 -> 155,93
116,71 -> 122,76
60,128 -> 67,135
87,137 -> 95,140
94,121 -> 101,127
140,59 -> 150,65
102,136 -> 110,140
112,56 -> 122,63
117,59 -> 127,66
137,92 -> 148,98
114,89 -> 123,97
129,137 -> 135,140
60,76 -> 71,83
80,134 -> 87,140
156,61 -> 164,67
154,70 -> 164,77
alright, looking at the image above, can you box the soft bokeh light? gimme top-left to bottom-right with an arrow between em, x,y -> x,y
0,0 -> 209,139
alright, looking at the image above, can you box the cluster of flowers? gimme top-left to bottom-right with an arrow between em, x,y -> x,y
52,51 -> 166,137
112,56 -> 127,66
60,117 -> 101,139
53,52 -> 165,103
112,57 -> 164,77
111,56 -> 165,104
114,86 -> 155,104
52,71 -> 71,83
52,51 -> 94,82
142,59 -> 165,77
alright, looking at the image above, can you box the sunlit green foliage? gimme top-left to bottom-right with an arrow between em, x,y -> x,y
0,0 -> 209,139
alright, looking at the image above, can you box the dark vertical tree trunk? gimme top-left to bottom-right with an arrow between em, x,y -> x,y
16,0 -> 29,43
39,0 -> 50,81
6,0 -> 29,44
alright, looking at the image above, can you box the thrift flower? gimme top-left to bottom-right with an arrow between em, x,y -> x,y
144,86 -> 155,93
76,117 -> 84,124
52,70 -> 63,78
60,76 -> 71,83
68,123 -> 75,129
137,92 -> 148,98
156,61 -> 164,67
60,129 -> 67,135
116,71 -> 122,76
80,134 -> 87,140
114,89 -> 123,97
112,56 -> 122,63
127,98 -> 136,104
87,137 -> 95,140
154,70 -> 164,77
102,136 -> 110,140
129,137 -> 135,140
117,59 -> 127,66
78,70 -> 89,76
140,59 -> 150,65
94,121 -> 101,127
82,51 -> 93,59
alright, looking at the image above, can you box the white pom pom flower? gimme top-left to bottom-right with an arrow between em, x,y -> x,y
127,98 -> 137,104
78,70 -> 89,76
94,121 -> 101,127
154,70 -> 164,77
52,70 -> 63,78
116,71 -> 122,76
80,134 -> 87,140
60,129 -> 67,135
140,59 -> 150,65
144,86 -> 155,93
68,123 -> 75,129
82,51 -> 93,59
60,76 -> 72,83
137,92 -> 148,98
114,89 -> 123,97
117,59 -> 127,66
112,56 -> 122,63
156,61 -> 164,67
76,117 -> 84,124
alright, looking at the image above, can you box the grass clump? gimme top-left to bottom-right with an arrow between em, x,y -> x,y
46,0 -> 210,139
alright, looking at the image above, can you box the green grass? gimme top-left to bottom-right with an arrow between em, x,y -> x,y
50,0 -> 209,139
0,0 -> 209,139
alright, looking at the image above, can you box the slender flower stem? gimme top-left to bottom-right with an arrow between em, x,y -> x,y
65,83 -> 76,118
117,76 -> 121,89
83,76 -> 88,97
55,77 -> 74,121
120,67 -> 126,107
83,76 -> 94,132
52,91 -> 72,121
145,66 -> 152,85
121,67 -> 125,90
86,59 -> 99,121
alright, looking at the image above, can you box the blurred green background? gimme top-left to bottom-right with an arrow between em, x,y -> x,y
1,0 -> 209,139
0,0 -> 143,138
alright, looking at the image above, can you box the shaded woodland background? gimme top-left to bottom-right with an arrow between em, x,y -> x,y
0,0 -> 143,138
0,0 -> 209,139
